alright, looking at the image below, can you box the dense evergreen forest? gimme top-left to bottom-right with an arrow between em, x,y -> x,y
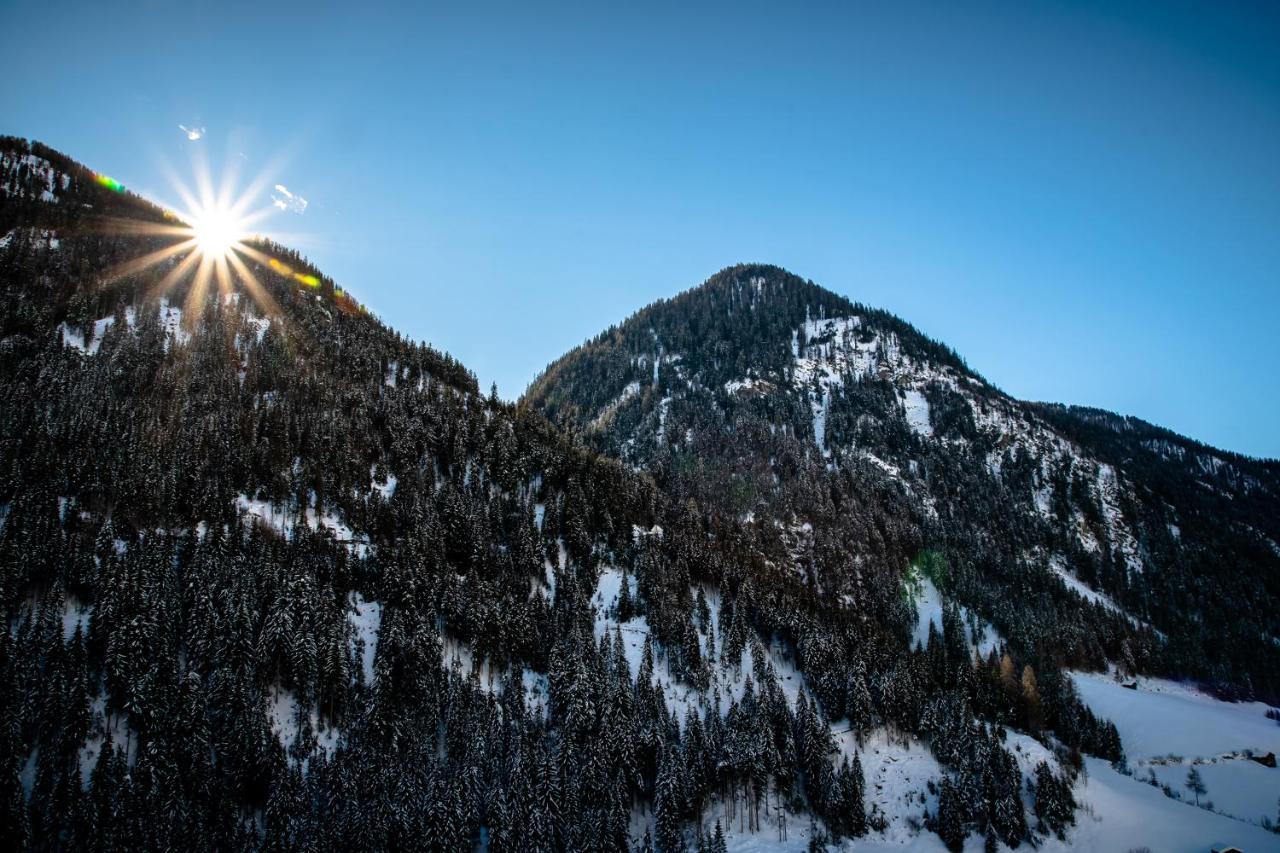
525,265 -> 1280,702
0,138 -> 1262,851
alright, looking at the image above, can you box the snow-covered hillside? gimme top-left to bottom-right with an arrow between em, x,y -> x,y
714,672 -> 1280,852
8,146 -> 1280,853
1073,672 -> 1280,832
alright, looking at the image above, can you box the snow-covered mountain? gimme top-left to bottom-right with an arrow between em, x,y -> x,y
3,140 -> 1278,852
525,264 -> 1280,704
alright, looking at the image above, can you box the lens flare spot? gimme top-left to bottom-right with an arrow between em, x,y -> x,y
94,173 -> 125,193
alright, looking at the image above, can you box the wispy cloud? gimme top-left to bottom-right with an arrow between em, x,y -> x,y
271,184 -> 308,214
178,124 -> 205,141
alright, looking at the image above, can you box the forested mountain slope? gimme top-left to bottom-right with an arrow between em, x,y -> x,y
0,139 -> 1270,852
525,264 -> 1280,700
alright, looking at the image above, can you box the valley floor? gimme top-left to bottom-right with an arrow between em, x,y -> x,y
714,671 -> 1280,851
715,753 -> 1280,853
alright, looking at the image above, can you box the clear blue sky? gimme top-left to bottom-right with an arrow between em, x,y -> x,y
3,1 -> 1278,457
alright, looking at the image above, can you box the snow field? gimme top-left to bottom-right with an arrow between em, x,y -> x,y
902,389 -> 933,437
1071,670 -> 1280,834
1071,672 -> 1280,761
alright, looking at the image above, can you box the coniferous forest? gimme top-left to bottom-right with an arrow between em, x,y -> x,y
1,137 -> 1276,851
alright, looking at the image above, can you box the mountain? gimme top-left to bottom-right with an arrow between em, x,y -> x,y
524,264 -> 1280,700
2,139 -> 1278,852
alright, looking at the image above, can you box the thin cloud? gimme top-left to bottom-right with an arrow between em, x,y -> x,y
178,124 -> 205,141
271,184 -> 308,214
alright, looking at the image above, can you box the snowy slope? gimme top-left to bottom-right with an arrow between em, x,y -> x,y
908,572 -> 1003,655
1044,757 -> 1280,853
1072,672 -> 1280,760
1073,671 -> 1280,836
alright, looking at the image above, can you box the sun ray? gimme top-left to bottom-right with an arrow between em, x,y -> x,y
147,250 -> 203,302
253,229 -> 316,249
230,242 -> 275,267
217,149 -> 240,215
158,162 -> 204,223
227,149 -> 294,221
234,242 -> 319,290
183,255 -> 216,332
88,217 -> 195,239
98,238 -> 199,285
225,248 -> 283,319
192,148 -> 217,215
213,254 -> 235,303
235,204 -> 281,232
86,150 -> 368,342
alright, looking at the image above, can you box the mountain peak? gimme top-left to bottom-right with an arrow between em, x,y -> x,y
526,262 -> 974,426
525,264 -> 1280,705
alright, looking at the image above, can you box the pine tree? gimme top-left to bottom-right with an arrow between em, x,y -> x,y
934,776 -> 967,853
710,819 -> 728,853
1185,765 -> 1206,807
617,571 -> 635,621
1032,761 -> 1075,838
654,745 -> 685,852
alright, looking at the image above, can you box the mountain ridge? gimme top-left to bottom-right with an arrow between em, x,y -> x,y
531,261 -> 1273,465
523,263 -> 1280,700
3,137 -> 1277,852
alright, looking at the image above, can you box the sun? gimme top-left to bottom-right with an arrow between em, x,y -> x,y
91,169 -> 281,322
191,204 -> 244,259
92,155 -> 359,327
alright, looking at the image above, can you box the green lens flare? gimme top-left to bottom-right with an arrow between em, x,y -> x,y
94,173 -> 124,193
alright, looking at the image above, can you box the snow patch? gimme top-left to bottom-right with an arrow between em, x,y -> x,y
1048,554 -> 1141,627
589,380 -> 641,430
850,728 -> 944,849
901,389 -> 933,437
724,376 -> 772,395
1142,758 -> 1280,827
348,593 -> 382,685
370,466 -> 397,500
1095,464 -> 1144,575
158,297 -> 190,350
60,302 -> 188,355
1041,756 -> 1280,853
244,314 -> 270,345
60,323 -> 87,353
235,492 -> 370,556
267,685 -> 342,762
61,596 -> 91,642
907,572 -> 1002,655
811,388 -> 831,457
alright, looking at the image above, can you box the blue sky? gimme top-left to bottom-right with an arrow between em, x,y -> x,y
3,0 -> 1278,457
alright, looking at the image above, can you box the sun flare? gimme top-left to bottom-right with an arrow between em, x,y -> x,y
191,204 -> 244,260
91,156 -> 366,329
